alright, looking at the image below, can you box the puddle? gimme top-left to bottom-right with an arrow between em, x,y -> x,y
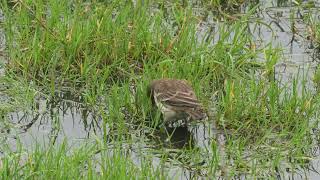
1,0 -> 320,179
1,95 -> 101,152
0,92 -> 222,178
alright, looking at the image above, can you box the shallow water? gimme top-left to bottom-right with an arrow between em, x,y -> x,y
0,96 -> 100,154
1,1 -> 320,179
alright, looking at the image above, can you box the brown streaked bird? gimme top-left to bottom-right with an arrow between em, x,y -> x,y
147,78 -> 206,124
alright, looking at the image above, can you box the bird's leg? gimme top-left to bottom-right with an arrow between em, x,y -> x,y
182,117 -> 190,127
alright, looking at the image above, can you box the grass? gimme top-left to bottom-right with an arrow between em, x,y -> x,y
0,0 -> 263,116
0,0 -> 319,179
219,77 -> 315,139
307,3 -> 320,89
0,140 -> 167,179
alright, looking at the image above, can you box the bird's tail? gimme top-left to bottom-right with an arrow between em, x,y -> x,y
186,108 -> 207,120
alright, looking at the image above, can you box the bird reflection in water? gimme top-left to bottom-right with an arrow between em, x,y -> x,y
157,126 -> 195,149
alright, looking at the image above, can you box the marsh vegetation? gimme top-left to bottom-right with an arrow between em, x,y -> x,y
0,0 -> 320,179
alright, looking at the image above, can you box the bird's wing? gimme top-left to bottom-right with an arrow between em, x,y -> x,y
155,90 -> 201,108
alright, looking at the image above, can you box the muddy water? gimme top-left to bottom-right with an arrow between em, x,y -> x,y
1,1 -> 320,179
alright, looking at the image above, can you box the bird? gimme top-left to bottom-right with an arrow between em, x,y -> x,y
147,78 -> 206,125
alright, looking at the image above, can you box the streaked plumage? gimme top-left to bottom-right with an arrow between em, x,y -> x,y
147,78 -> 206,124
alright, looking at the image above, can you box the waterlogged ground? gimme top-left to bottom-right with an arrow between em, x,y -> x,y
1,0 -> 320,179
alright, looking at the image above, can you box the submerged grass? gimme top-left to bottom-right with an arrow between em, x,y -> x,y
0,0 -> 320,179
0,140 -> 166,179
218,76 -> 319,177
